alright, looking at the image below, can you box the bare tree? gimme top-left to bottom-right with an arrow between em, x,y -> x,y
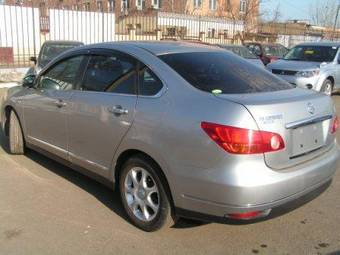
227,0 -> 267,42
269,2 -> 281,23
310,0 -> 338,27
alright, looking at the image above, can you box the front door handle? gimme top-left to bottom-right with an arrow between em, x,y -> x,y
55,99 -> 67,108
107,105 -> 128,115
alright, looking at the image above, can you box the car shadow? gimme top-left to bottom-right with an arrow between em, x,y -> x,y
0,129 -> 130,224
0,129 -> 333,230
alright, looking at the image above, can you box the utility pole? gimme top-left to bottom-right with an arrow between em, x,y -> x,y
332,0 -> 340,40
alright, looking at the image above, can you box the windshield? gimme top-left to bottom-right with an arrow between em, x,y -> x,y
159,52 -> 292,94
284,45 -> 338,62
39,44 -> 81,66
223,46 -> 258,59
263,45 -> 288,58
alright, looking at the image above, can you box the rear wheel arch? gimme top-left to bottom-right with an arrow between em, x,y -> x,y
114,149 -> 175,210
326,76 -> 335,85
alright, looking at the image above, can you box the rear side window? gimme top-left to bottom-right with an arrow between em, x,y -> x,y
82,54 -> 137,94
138,66 -> 163,96
159,52 -> 292,94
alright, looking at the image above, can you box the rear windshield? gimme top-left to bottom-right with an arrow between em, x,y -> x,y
159,52 -> 292,94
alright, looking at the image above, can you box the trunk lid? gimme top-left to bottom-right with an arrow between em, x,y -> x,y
216,88 -> 335,170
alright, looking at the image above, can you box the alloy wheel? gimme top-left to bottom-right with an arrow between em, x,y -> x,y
124,167 -> 160,222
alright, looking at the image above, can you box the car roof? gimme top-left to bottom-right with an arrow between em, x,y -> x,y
78,41 -> 223,56
296,41 -> 340,47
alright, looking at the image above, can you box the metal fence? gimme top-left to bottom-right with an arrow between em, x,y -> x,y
2,4 -> 340,68
0,4 -> 246,68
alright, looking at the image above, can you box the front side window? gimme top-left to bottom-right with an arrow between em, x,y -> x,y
81,53 -> 137,94
159,52 -> 292,94
284,45 -> 338,62
39,55 -> 84,91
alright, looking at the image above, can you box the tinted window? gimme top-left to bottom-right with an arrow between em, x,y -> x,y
106,71 -> 137,95
284,46 -> 338,62
39,55 -> 84,90
159,52 -> 292,94
138,66 -> 163,96
82,54 -> 136,92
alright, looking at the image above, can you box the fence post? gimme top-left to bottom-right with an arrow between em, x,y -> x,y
198,15 -> 201,40
129,28 -> 136,41
156,29 -> 162,40
102,10 -> 105,42
199,32 -> 206,41
31,3 -> 36,58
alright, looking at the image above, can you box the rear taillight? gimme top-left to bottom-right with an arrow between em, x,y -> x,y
331,115 -> 339,134
201,122 -> 285,154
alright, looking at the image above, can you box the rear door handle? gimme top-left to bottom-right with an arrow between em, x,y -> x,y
107,105 -> 129,115
55,100 -> 67,108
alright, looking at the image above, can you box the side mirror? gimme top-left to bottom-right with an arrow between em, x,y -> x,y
29,56 -> 37,64
22,74 -> 36,88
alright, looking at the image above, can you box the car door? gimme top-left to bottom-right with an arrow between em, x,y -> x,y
23,55 -> 85,160
68,50 -> 138,177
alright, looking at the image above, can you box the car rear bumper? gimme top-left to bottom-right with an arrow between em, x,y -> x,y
175,143 -> 339,218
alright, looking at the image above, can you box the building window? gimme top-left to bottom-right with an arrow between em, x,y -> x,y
209,0 -> 217,10
97,0 -> 103,11
193,0 -> 202,8
136,0 -> 145,10
121,0 -> 129,12
152,0 -> 159,9
84,2 -> 90,11
240,0 -> 247,13
226,0 -> 231,11
108,0 -> 115,12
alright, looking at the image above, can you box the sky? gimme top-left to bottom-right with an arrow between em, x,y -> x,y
260,0 -> 320,22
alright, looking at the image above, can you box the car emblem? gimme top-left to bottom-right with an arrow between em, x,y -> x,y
307,103 -> 315,115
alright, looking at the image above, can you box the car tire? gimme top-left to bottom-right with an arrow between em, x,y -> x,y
9,111 -> 25,155
321,79 -> 333,96
119,154 -> 175,232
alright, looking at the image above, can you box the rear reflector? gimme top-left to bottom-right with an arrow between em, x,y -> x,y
227,209 -> 271,220
331,115 -> 339,134
201,122 -> 285,154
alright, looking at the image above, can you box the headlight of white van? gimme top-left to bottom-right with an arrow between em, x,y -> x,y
296,69 -> 320,78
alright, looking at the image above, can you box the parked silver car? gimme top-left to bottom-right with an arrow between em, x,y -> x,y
2,42 -> 339,231
267,42 -> 340,96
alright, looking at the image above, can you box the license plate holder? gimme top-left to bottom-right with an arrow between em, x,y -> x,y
291,123 -> 324,157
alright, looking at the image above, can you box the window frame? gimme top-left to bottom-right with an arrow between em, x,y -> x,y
193,0 -> 202,8
209,0 -> 217,10
35,53 -> 88,92
72,48 -> 166,98
240,0 -> 247,13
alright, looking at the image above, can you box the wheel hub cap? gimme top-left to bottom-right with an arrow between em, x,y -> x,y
137,188 -> 146,199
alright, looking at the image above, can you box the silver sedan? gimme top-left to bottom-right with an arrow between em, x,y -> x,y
2,42 -> 339,231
